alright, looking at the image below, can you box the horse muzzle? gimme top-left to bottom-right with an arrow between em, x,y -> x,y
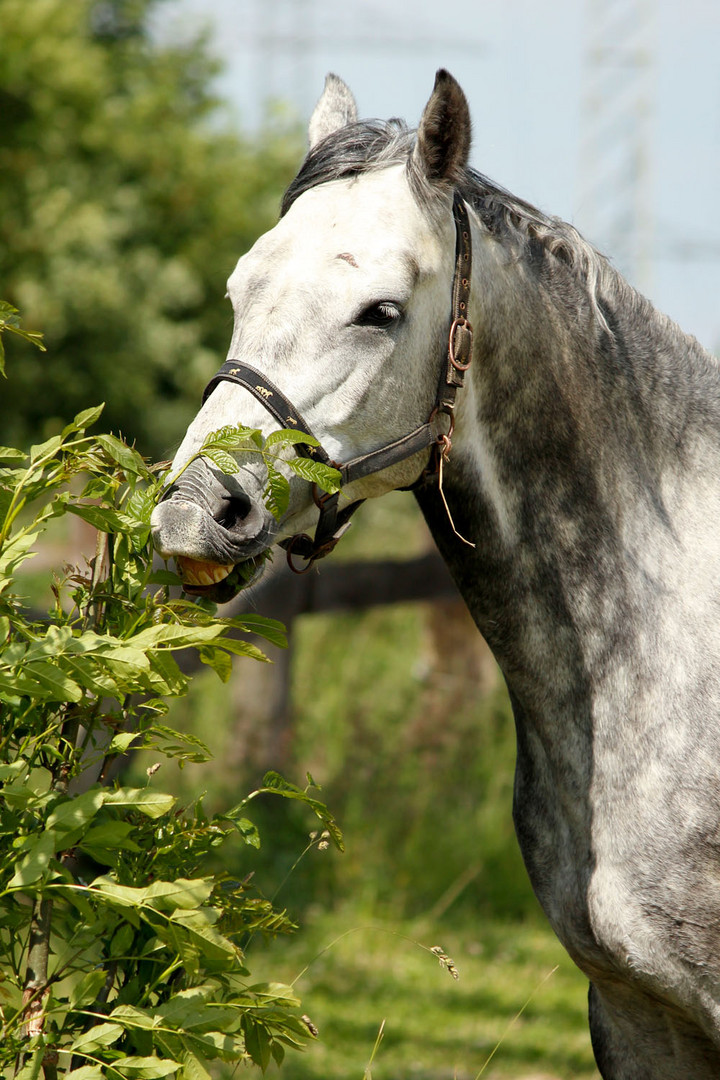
150,457 -> 276,601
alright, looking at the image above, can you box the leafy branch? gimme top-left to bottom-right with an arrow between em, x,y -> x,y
165,423 -> 343,523
0,380 -> 341,1076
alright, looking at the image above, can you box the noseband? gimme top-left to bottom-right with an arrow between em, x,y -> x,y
201,191 -> 473,573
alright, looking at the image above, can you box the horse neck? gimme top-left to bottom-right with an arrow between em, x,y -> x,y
416,253 -> 720,706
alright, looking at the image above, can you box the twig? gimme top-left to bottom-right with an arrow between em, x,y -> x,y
20,898 -> 52,1041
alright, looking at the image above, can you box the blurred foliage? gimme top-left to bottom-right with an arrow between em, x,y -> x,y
0,0 -> 302,456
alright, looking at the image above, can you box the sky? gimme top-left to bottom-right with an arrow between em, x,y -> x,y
161,0 -> 720,352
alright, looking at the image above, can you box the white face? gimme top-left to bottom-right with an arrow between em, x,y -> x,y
151,164 -> 458,597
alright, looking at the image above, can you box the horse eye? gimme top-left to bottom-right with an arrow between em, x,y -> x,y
355,302 -> 402,329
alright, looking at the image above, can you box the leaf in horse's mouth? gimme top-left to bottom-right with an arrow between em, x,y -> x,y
176,556 -> 233,588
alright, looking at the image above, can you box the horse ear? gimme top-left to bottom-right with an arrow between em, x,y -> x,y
308,74 -> 359,148
413,69 -> 471,182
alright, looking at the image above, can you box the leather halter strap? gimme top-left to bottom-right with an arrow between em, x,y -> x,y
201,190 -> 473,571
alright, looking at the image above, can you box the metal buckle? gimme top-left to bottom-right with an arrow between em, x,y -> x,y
448,316 -> 473,371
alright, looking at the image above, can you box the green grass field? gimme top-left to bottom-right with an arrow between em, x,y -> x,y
246,907 -> 600,1080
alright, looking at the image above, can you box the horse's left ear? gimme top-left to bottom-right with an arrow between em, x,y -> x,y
308,74 -> 359,148
413,69 -> 471,182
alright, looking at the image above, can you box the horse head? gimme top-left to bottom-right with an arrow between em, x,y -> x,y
150,71 -> 474,600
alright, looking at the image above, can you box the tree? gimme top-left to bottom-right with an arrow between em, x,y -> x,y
0,0 -> 302,456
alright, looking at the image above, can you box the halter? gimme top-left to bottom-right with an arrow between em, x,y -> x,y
201,191 -> 473,573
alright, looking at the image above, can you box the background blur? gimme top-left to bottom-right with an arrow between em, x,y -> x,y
1,1 -> 718,1076
169,0 -> 720,352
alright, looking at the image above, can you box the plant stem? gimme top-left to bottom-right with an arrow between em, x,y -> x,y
21,897 -> 52,1041
17,706 -> 81,1066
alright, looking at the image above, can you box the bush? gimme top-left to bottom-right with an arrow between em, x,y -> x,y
0,319 -> 342,1077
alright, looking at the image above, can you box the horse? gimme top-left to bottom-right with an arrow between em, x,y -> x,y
151,70 -> 720,1078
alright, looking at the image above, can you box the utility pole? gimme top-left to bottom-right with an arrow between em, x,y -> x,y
251,0 -> 484,124
577,0 -> 655,291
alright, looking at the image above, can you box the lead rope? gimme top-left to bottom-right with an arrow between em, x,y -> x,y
437,434 -> 476,548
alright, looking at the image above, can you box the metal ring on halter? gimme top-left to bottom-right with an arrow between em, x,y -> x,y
437,432 -> 453,461
428,405 -> 455,441
284,533 -> 317,574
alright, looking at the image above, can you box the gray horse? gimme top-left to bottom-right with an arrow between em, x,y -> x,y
151,71 -> 720,1078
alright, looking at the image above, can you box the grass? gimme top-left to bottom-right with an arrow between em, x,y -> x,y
245,905 -> 601,1080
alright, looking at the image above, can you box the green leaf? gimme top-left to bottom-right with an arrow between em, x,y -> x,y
78,821 -> 142,867
183,1030 -> 246,1059
154,988 -> 238,1032
94,877 -> 214,912
144,724 -> 211,763
69,967 -> 108,1008
232,817 -> 260,849
147,569 -> 183,587
128,624 -> 226,650
104,788 -> 176,819
46,788 -> 105,844
108,1004 -> 156,1030
70,1022 -> 125,1053
0,300 -> 20,328
0,526 -> 45,579
263,463 -> 289,521
223,614 -> 287,649
147,878 -> 215,911
108,731 -> 141,754
143,650 -> 187,696
197,646 -> 232,682
108,1057 -> 180,1079
179,1052 -> 212,1080
65,502 -> 125,533
200,425 -> 262,452
0,669 -> 41,701
96,433 -> 147,476
125,487 -> 156,530
168,908 -> 238,961
201,448 -> 239,475
0,446 -> 28,461
242,1018 -> 272,1071
213,637 -> 269,663
65,1067 -> 107,1080
25,660 -> 83,702
106,922 -> 136,960
0,302 -> 45,364
29,434 -> 63,462
8,829 -> 56,887
0,759 -> 29,781
63,404 -> 105,436
260,772 -> 345,852
264,428 -> 320,449
15,1051 -> 46,1080
285,456 -> 342,493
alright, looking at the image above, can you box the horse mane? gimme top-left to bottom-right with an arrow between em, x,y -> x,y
281,119 -> 620,330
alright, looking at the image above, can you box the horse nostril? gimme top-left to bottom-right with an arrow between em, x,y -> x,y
214,494 -> 252,530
